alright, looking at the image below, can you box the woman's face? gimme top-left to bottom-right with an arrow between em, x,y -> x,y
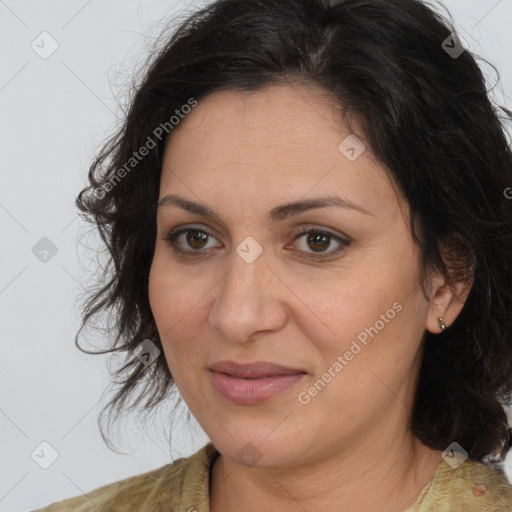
148,83 -> 441,468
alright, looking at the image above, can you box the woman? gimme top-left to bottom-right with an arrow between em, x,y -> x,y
33,0 -> 512,510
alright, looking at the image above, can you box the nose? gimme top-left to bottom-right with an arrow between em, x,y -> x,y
207,241 -> 288,344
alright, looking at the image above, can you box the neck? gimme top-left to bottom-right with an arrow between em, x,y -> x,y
209,422 -> 443,512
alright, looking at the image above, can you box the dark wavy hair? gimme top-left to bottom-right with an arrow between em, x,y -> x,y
75,0 -> 512,463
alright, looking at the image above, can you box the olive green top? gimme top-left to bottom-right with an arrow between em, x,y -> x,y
32,442 -> 512,511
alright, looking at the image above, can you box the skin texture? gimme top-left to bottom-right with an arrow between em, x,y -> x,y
148,83 -> 469,511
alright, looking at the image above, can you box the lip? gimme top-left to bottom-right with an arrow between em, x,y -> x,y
209,360 -> 307,404
209,360 -> 306,378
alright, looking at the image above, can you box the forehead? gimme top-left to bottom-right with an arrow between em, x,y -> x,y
169,83 -> 348,149
160,84 -> 405,224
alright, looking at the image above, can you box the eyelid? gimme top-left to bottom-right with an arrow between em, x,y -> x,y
287,226 -> 350,258
163,223 -> 221,245
162,223 -> 350,258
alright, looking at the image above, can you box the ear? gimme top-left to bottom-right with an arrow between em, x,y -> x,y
425,243 -> 475,334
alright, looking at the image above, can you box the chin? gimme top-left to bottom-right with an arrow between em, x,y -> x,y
207,426 -> 313,469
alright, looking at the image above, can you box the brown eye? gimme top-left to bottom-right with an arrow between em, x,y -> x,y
163,224 -> 350,260
163,226 -> 221,255
289,228 -> 350,258
305,232 -> 331,252
184,230 -> 209,250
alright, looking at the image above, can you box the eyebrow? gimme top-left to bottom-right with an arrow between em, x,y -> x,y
157,193 -> 373,222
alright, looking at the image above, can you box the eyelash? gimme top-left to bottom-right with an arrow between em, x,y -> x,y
162,224 -> 350,260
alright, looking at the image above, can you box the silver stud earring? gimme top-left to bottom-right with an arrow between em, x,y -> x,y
438,317 -> 446,331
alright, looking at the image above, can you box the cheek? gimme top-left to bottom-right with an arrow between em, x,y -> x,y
148,258 -> 174,332
298,289 -> 425,427
148,249 -> 198,329
302,257 -> 425,375
148,257 -> 192,364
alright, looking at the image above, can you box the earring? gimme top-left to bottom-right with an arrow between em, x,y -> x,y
438,317 -> 447,332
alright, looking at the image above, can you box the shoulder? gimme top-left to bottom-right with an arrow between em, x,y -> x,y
411,458 -> 512,511
30,443 -> 218,512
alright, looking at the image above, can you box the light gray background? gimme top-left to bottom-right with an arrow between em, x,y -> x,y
1,1 -> 511,511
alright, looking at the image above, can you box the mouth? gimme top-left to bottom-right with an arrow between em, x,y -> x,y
208,360 -> 307,378
208,360 -> 307,404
